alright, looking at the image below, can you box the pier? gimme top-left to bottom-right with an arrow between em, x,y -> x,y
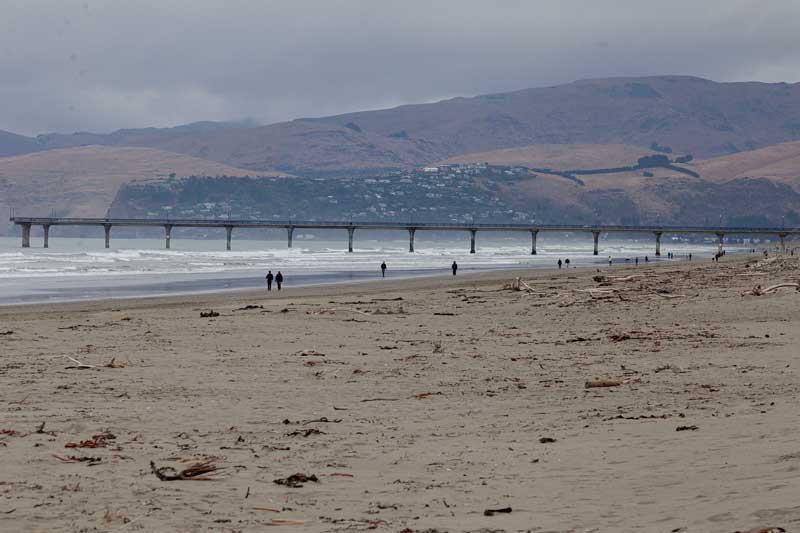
10,216 -> 800,255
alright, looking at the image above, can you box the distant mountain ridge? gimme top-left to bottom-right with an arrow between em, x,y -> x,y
0,121 -> 253,159
0,129 -> 41,157
4,76 -> 800,175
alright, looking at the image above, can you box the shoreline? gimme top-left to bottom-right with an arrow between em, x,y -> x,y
1,256 -> 692,314
0,250 -> 725,309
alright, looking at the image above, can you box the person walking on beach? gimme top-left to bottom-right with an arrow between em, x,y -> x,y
689,253 -> 692,261
608,256 -> 612,266
381,261 -> 387,278
635,256 -> 639,266
565,258 -> 570,267
266,270 -> 274,291
275,271 -> 284,290
451,261 -> 458,276
557,259 -> 562,269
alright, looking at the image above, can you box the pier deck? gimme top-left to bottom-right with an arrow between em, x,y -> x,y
10,217 -> 800,255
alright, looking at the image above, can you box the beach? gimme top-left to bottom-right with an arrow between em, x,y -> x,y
1,255 -> 799,532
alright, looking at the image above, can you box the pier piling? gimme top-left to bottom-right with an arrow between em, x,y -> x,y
21,223 -> 31,248
347,227 -> 355,253
225,226 -> 233,251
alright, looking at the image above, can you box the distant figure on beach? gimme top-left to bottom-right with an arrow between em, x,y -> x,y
645,256 -> 649,263
381,261 -> 387,278
608,256 -> 612,266
635,257 -> 639,265
689,253 -> 692,261
565,258 -> 570,267
451,261 -> 458,276
266,270 -> 274,291
275,271 -> 284,290
557,259 -> 562,269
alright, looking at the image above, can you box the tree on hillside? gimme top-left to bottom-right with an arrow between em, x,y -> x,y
637,154 -> 671,168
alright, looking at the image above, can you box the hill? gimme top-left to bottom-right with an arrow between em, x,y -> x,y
114,76 -> 800,175
436,143 -> 800,226
4,76 -> 800,175
693,140 -> 800,190
0,130 -> 41,157
0,146 -> 284,234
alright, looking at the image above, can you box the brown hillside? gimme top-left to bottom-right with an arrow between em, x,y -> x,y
147,77 -> 800,174
152,120 -> 446,175
693,141 -> 800,190
438,143 -> 800,225
438,143 -> 659,169
0,146 -> 284,233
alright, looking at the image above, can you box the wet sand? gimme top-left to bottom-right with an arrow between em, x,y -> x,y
1,255 -> 799,532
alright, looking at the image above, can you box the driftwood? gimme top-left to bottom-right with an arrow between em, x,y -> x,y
307,307 -> 375,317
653,293 -> 686,299
60,355 -> 94,369
578,288 -> 617,294
506,277 -> 535,292
610,275 -> 643,282
150,460 -> 221,481
762,282 -> 799,294
585,379 -> 622,388
273,473 -> 318,488
296,349 -> 325,357
588,291 -> 618,300
484,507 -> 513,516
747,282 -> 800,296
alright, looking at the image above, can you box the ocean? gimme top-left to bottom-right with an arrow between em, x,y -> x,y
0,232 -> 735,305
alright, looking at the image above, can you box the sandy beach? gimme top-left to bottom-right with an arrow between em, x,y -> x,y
1,255 -> 799,532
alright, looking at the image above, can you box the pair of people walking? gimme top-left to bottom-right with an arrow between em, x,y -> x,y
265,270 -> 283,291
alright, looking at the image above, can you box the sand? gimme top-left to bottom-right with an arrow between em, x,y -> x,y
1,256 -> 799,532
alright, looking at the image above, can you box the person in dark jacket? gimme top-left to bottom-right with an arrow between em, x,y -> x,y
266,270 -> 274,291
557,259 -> 562,269
275,271 -> 284,290
381,261 -> 387,278
451,261 -> 458,276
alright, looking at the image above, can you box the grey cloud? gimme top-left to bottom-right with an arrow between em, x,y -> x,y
2,0 -> 800,134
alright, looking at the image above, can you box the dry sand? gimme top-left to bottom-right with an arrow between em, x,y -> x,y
1,256 -> 799,532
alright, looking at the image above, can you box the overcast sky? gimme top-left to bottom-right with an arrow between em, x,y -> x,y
2,0 -> 800,135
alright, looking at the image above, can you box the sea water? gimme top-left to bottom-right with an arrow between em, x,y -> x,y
0,233 -> 734,305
